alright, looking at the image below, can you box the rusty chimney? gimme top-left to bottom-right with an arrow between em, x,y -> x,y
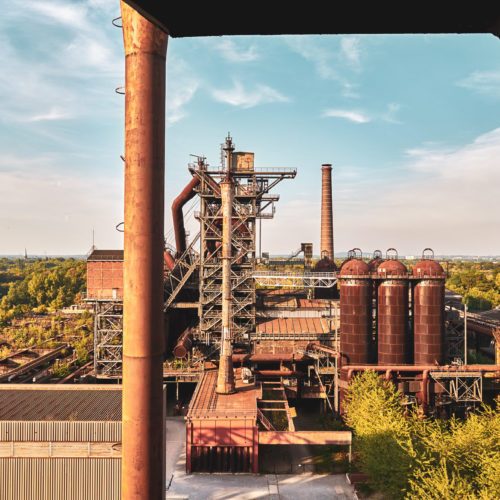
320,164 -> 334,260
121,2 -> 167,498
216,136 -> 236,395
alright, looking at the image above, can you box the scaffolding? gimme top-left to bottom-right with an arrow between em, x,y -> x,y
193,152 -> 296,347
93,301 -> 123,378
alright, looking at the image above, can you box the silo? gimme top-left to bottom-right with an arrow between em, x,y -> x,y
377,254 -> 409,364
412,249 -> 445,365
339,257 -> 372,364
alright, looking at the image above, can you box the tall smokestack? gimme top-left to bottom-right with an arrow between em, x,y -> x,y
121,2 -> 167,498
216,136 -> 236,395
320,164 -> 334,260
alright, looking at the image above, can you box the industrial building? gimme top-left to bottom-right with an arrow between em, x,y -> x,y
85,134 -> 499,473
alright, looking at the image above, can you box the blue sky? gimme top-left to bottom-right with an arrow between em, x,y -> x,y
0,1 -> 499,256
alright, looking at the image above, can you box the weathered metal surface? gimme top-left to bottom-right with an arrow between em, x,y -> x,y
0,458 -> 120,500
258,430 -> 351,445
0,386 -> 121,421
172,176 -> 200,256
320,164 -> 334,260
173,327 -> 193,359
412,257 -> 445,365
216,145 -> 236,394
0,441 -> 121,458
377,259 -> 409,364
0,421 -> 121,442
121,1 -> 167,498
339,259 -> 372,364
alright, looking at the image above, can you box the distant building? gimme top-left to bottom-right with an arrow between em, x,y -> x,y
86,249 -> 123,300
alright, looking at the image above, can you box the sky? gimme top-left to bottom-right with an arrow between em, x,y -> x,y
0,1 -> 499,257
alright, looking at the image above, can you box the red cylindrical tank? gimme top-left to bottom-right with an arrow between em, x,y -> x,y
173,327 -> 193,358
339,258 -> 371,364
377,258 -> 409,364
412,251 -> 445,365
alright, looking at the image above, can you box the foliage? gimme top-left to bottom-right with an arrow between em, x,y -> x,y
345,371 -> 500,500
445,261 -> 500,310
0,258 -> 86,325
345,370 -> 416,498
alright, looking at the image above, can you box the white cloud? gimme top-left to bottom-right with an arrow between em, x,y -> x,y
285,37 -> 339,81
331,128 -> 500,255
323,109 -> 371,123
24,1 -> 89,30
211,39 -> 259,63
340,37 -> 361,68
212,81 -> 288,108
167,59 -> 199,124
25,107 -> 72,122
457,70 -> 500,98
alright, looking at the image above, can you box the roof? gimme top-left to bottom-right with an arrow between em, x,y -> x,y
87,249 -> 124,262
479,308 -> 500,324
123,2 -> 500,38
0,385 -> 122,421
257,317 -> 333,335
187,370 -> 257,420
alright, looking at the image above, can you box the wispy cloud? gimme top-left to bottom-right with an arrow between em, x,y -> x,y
211,39 -> 259,63
382,102 -> 402,124
457,70 -> 500,98
340,37 -> 361,69
167,58 -> 199,124
322,109 -> 371,123
211,81 -> 288,108
25,107 -> 72,122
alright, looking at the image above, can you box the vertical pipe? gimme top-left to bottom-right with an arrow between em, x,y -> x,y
320,164 -> 334,260
216,138 -> 236,394
121,3 -> 167,499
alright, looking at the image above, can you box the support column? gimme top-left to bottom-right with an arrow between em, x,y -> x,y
216,137 -> 236,395
121,2 -> 167,499
320,164 -> 334,260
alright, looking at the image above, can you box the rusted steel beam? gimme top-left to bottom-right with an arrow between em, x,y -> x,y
258,430 -> 352,445
121,2 -> 167,499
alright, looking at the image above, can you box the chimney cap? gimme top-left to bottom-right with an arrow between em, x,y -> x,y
321,163 -> 332,169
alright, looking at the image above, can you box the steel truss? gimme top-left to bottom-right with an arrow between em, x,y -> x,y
93,301 -> 123,378
253,270 -> 337,288
431,371 -> 483,403
194,161 -> 296,346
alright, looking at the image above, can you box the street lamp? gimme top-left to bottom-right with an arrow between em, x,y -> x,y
464,303 -> 468,365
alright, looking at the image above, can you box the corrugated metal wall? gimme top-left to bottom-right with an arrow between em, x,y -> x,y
0,458 -> 120,500
0,421 -> 121,442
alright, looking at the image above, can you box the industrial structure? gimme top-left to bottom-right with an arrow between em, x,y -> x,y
85,131 -> 500,474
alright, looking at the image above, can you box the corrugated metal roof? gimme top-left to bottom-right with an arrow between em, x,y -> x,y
87,249 -> 124,262
0,387 -> 122,421
256,317 -> 331,335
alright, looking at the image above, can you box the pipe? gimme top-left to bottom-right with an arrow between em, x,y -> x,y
340,364 -> 500,372
254,369 -> 304,377
421,370 -> 429,414
232,353 -> 308,363
121,3 -> 167,499
171,176 -> 200,256
163,250 -> 175,271
173,328 -> 193,359
320,164 -> 334,260
216,136 -> 236,394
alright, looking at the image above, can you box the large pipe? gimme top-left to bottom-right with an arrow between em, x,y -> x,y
172,176 -> 200,256
216,137 -> 236,394
121,3 -> 167,499
320,164 -> 334,260
173,327 -> 193,359
232,353 -> 308,363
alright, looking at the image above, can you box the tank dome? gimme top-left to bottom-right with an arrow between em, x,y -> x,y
314,257 -> 337,272
377,259 -> 407,276
412,259 -> 445,277
339,258 -> 369,276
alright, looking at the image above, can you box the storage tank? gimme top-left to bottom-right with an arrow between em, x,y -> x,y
339,256 -> 371,364
412,249 -> 445,365
376,250 -> 409,364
